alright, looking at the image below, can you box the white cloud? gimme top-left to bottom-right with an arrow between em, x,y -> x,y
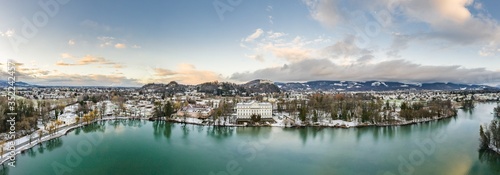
392,0 -> 499,44
98,36 -> 115,48
0,29 -> 15,37
266,5 -> 273,12
479,41 -> 500,57
386,33 -> 414,58
302,0 -> 500,57
303,0 -> 344,28
68,39 -> 75,46
244,28 -> 264,42
320,35 -> 375,65
80,19 -> 112,31
96,36 -> 139,49
474,2 -> 483,10
245,54 -> 265,62
267,31 -> 286,39
400,0 -> 473,25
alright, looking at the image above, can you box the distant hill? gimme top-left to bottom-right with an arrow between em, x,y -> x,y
140,79 -> 281,95
141,81 -> 188,95
242,79 -> 281,93
275,80 -> 498,91
0,80 -> 36,87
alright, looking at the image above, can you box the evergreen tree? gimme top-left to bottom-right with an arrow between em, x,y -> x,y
165,101 -> 174,119
298,106 -> 307,122
480,125 -> 491,149
312,110 -> 318,123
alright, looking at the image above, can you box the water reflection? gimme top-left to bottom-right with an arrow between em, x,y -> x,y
181,124 -> 190,139
385,126 -> 397,140
107,119 -> 144,131
81,122 -> 106,133
37,143 -> 45,154
0,165 -> 9,175
196,125 -> 204,133
280,127 -> 325,146
207,126 -> 235,140
477,149 -> 500,173
26,147 -> 36,158
45,137 -> 63,152
235,127 -> 272,141
153,121 -> 174,140
75,126 -> 81,135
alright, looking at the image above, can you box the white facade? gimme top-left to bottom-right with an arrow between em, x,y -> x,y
236,101 -> 272,119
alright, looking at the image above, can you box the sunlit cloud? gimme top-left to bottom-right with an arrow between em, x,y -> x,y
60,53 -> 75,59
115,43 -> 127,49
241,29 -> 330,62
153,68 -> 176,76
302,0 -> 500,55
56,54 -> 124,68
143,64 -> 224,85
1,61 -> 140,86
244,28 -> 264,42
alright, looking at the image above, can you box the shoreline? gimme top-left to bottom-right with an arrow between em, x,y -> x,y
0,113 -> 457,166
482,145 -> 500,155
165,113 -> 457,129
0,117 -> 144,166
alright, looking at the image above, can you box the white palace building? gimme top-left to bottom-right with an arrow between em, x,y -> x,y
235,101 -> 273,123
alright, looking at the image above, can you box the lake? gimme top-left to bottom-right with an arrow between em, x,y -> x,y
1,103 -> 499,175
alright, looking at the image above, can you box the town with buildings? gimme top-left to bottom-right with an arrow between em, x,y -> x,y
2,80 -> 500,130
1,79 -> 500,167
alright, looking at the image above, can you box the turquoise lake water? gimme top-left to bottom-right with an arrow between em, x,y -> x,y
1,103 -> 499,175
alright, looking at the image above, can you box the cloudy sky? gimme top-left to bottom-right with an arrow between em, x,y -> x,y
1,0 -> 500,87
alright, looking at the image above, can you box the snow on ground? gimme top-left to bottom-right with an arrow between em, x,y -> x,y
173,117 -> 204,124
271,117 -> 286,127
270,113 -> 358,127
325,120 -> 358,127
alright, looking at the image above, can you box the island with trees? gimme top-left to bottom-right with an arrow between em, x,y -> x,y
479,104 -> 500,154
262,93 -> 458,128
480,120 -> 500,154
